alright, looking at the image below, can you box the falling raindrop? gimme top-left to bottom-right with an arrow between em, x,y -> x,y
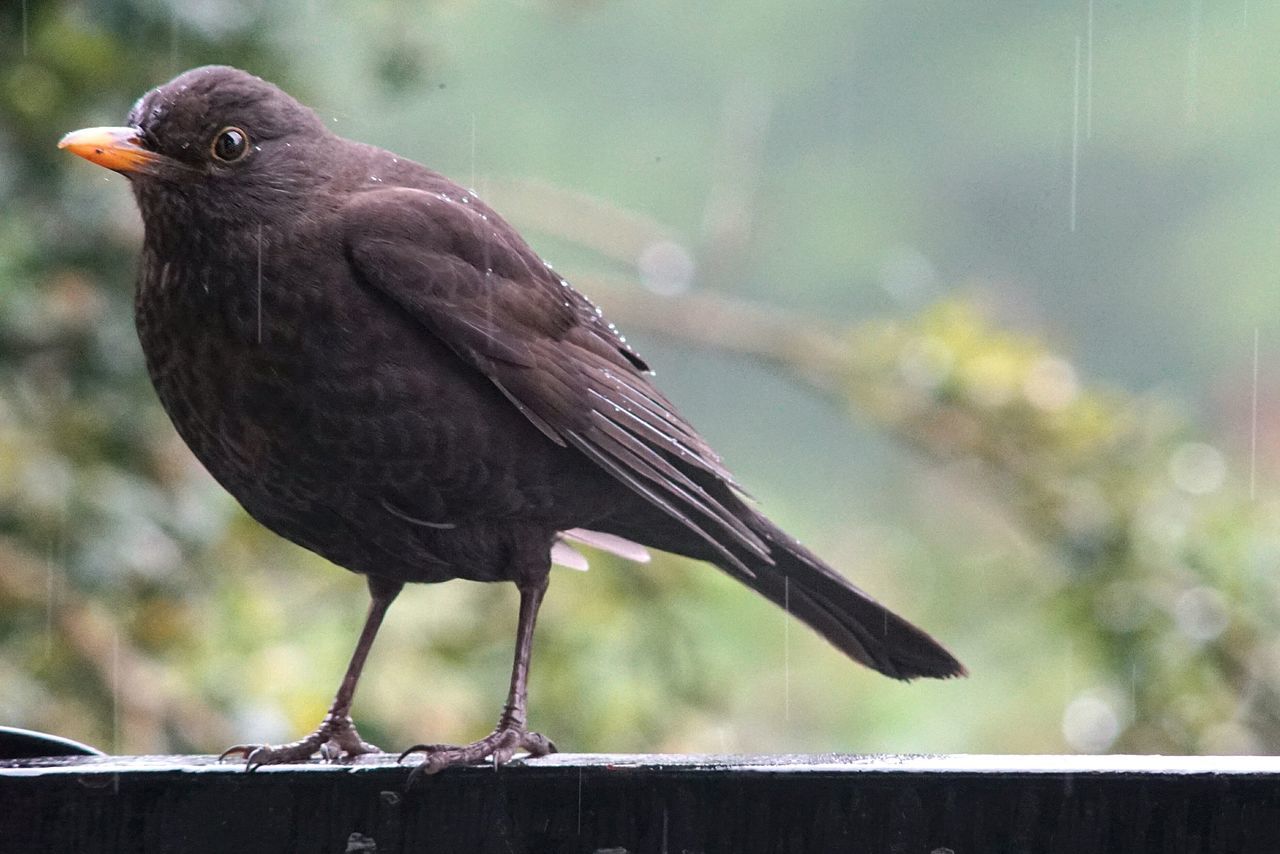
44,532 -> 56,659
1251,328 -> 1259,499
783,577 -> 791,723
112,628 -> 120,754
169,3 -> 178,70
256,223 -> 263,345
1070,34 -> 1081,232
1186,0 -> 1202,122
1086,0 -> 1095,138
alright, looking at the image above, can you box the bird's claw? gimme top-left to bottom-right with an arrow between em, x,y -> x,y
219,714 -> 382,770
398,725 -> 557,781
219,742 -> 306,771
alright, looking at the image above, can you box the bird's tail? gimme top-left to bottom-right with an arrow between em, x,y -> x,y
735,520 -> 965,680
594,474 -> 964,679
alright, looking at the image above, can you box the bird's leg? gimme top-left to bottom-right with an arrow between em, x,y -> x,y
400,575 -> 556,775
221,575 -> 403,769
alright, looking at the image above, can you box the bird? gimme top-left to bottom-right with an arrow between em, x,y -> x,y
59,65 -> 964,773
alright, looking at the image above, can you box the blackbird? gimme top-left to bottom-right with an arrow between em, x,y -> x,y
60,66 -> 964,772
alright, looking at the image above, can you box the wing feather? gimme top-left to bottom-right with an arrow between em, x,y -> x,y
342,187 -> 764,565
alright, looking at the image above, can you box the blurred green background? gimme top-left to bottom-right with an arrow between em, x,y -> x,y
3,0 -> 1279,759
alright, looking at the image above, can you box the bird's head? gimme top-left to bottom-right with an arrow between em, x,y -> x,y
59,66 -> 330,233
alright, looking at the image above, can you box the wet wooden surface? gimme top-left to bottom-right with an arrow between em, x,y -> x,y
3,753 -> 1279,853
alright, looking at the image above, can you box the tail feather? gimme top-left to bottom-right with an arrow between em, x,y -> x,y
597,480 -> 965,680
741,528 -> 965,680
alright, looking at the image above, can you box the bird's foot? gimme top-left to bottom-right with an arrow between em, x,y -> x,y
398,723 -> 556,777
220,713 -> 383,770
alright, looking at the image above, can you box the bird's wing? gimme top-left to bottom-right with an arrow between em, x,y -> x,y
340,187 -> 769,572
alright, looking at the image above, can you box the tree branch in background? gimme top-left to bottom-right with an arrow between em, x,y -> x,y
579,280 -> 1280,753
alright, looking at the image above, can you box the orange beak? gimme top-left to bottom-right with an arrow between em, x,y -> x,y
58,126 -> 179,177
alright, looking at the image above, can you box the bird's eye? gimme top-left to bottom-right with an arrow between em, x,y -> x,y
211,127 -> 249,163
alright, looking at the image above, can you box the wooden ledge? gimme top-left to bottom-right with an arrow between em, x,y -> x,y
4,753 -> 1279,852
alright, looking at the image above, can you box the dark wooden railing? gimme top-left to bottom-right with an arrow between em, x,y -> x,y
3,752 -> 1279,853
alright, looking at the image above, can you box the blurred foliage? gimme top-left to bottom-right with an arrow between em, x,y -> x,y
1,0 -> 1278,760
580,281 -> 1280,754
811,300 -> 1280,753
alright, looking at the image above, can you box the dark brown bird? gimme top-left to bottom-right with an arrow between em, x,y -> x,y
60,66 -> 964,772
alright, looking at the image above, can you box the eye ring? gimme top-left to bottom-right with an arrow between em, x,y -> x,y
211,127 -> 249,163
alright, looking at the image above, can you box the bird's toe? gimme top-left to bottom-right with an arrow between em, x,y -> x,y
220,715 -> 381,769
399,725 -> 556,779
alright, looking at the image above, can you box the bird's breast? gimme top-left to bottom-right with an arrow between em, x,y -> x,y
133,236 -> 542,509
136,250 -> 309,481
